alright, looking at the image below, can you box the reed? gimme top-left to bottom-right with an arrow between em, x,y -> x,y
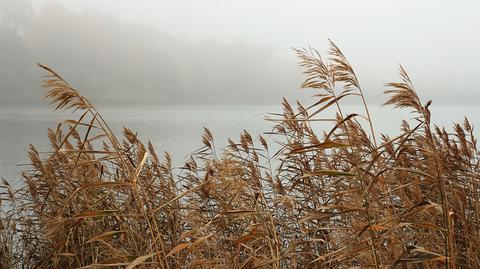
1,41 -> 479,268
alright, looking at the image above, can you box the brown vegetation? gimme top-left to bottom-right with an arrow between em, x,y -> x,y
1,42 -> 479,268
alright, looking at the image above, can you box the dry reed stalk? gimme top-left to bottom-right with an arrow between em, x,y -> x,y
0,42 -> 479,268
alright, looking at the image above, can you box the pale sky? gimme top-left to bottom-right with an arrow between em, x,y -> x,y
1,0 -> 479,106
31,1 -> 478,51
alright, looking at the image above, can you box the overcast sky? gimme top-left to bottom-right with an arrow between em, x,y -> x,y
1,0 -> 479,107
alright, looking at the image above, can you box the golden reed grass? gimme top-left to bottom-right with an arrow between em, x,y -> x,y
1,41 -> 479,268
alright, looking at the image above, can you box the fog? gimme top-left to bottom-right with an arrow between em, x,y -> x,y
1,0 -> 479,108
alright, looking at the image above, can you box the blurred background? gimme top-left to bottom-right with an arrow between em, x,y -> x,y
1,0 -> 479,107
1,0 -> 479,184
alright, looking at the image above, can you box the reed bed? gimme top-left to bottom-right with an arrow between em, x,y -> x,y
1,42 -> 479,268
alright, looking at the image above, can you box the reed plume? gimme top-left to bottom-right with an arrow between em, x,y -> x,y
0,41 -> 479,268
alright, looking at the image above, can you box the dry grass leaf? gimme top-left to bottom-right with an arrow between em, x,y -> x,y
167,243 -> 190,257
125,252 -> 158,269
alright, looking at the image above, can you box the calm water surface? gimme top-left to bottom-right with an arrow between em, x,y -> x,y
1,105 -> 479,187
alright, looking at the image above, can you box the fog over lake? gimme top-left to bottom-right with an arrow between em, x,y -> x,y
1,1 -> 480,185
3,1 -> 480,267
1,0 -> 480,109
2,104 -> 479,187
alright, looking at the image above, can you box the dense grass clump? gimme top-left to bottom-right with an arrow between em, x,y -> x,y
1,42 -> 479,268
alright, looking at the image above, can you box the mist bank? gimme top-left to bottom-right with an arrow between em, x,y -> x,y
1,2 -> 304,108
1,1 -> 479,108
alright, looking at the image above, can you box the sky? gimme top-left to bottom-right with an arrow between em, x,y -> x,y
1,0 -> 479,107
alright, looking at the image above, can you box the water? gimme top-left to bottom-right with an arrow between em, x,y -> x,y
1,105 -> 479,187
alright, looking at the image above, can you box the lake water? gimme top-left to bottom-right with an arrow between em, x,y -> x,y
1,105 -> 479,187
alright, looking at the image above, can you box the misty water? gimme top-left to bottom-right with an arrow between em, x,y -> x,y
1,105 -> 479,187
